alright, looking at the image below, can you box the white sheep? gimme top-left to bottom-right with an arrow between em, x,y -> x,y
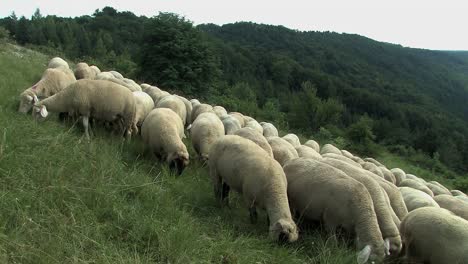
190,99 -> 201,108
74,62 -> 97,80
191,103 -> 213,124
229,112 -> 245,127
234,127 -> 274,157
399,187 -> 439,212
433,194 -> 468,220
400,207 -> 468,264
18,67 -> 76,113
176,95 -> 192,128
132,91 -> 155,130
261,122 -> 279,137
123,78 -> 142,91
90,65 -> 101,76
405,174 -> 426,184
341,149 -> 355,160
390,168 -> 406,186
140,83 -> 151,90
363,157 -> 384,167
95,72 -> 141,92
283,158 -> 386,264
322,153 -> 362,168
425,181 -> 451,196
141,108 -> 189,175
47,57 -> 69,69
399,179 -> 434,197
320,143 -> 342,155
451,190 -> 467,197
190,112 -> 225,161
109,70 -> 124,79
213,105 -> 228,118
267,136 -> 299,167
361,162 -> 385,179
282,134 -> 301,148
33,80 -> 136,140
156,95 -> 187,126
304,140 -> 320,153
221,115 -> 242,135
208,135 -> 298,243
295,145 -> 322,160
245,120 -> 263,134
143,86 -> 170,105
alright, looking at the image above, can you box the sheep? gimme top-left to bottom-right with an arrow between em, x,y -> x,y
390,168 -> 406,186
425,182 -> 451,196
304,139 -> 320,153
47,57 -> 69,69
267,136 -> 299,167
176,95 -> 192,128
261,122 -> 279,137
405,174 -> 426,184
341,149 -> 355,160
143,86 -> 170,105
140,83 -> 151,90
95,72 -> 141,92
190,99 -> 201,108
208,135 -> 298,243
361,162 -> 385,178
156,95 -> 187,126
400,207 -> 468,264
33,79 -> 136,140
74,62 -> 97,80
132,91 -> 155,129
191,103 -> 213,124
109,70 -> 124,79
456,195 -> 468,203
229,112 -> 245,127
451,190 -> 467,197
399,179 -> 434,197
282,134 -> 301,148
283,158 -> 386,264
234,127 -> 273,157
90,65 -> 101,76
433,194 -> 468,220
295,145 -> 322,160
18,67 -> 76,113
141,108 -> 189,175
221,115 -> 241,135
363,158 -> 384,167
243,115 -> 255,124
322,153 -> 362,168
320,143 -> 342,155
429,180 -> 451,194
319,157 -> 402,255
245,120 -> 263,134
399,187 -> 439,212
123,78 -> 142,91
190,112 -> 225,161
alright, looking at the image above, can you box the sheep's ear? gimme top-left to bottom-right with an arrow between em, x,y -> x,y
40,105 -> 48,118
26,95 -> 33,102
357,245 -> 371,264
384,238 -> 390,255
33,95 -> 39,104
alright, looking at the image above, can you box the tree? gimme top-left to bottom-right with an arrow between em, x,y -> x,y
15,16 -> 30,44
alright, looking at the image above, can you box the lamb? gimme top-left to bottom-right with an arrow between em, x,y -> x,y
261,122 -> 279,137
190,112 -> 225,161
320,143 -> 342,155
74,62 -> 97,80
33,79 -> 136,140
191,103 -> 213,124
47,57 -> 69,69
399,187 -> 439,212
229,112 -> 245,127
176,95 -> 193,128
141,108 -> 189,175
208,135 -> 298,243
282,134 -> 301,148
399,179 -> 434,197
295,145 -> 322,160
425,182 -> 451,196
267,136 -> 299,167
212,105 -> 227,118
283,158 -> 386,264
156,95 -> 187,126
18,67 -> 76,113
322,153 -> 362,168
433,194 -> 468,220
221,115 -> 242,135
400,207 -> 468,264
132,91 -> 155,129
319,157 -> 402,255
303,140 -> 320,153
390,168 -> 406,186
245,120 -> 263,134
234,127 -> 274,157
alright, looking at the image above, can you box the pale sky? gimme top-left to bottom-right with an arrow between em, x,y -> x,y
1,0 -> 468,50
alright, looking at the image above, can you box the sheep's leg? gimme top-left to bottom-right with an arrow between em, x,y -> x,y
82,116 -> 91,140
221,182 -> 230,207
249,206 -> 258,224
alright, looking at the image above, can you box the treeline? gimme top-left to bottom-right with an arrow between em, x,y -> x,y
1,7 -> 467,175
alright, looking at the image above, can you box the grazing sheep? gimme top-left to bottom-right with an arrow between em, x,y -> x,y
47,57 -> 69,69
451,190 -> 467,197
390,168 -> 406,186
322,153 -> 362,168
234,127 -> 273,157
283,158 -> 386,264
245,120 -> 263,134
212,105 -> 227,118
320,157 -> 402,255
243,115 -> 255,124
190,112 -> 225,161
429,181 -> 451,194
95,72 -> 141,92
140,83 -> 151,90
282,134 -> 301,148
399,179 -> 434,197
320,143 -> 342,155
221,115 -> 242,135
89,65 -> 101,76
399,187 -> 439,212
156,95 -> 187,126
33,80 -> 136,140
433,195 -> 468,220
400,207 -> 468,264
267,136 -> 299,167
132,91 -> 155,129
229,112 -> 245,127
176,95 -> 192,128
295,145 -> 322,160
378,167 -> 397,185
19,67 -> 76,113
425,182 -> 451,196
143,86 -> 170,105
364,158 -> 384,167
456,195 -> 468,203
74,62 -> 97,80
109,70 -> 124,79
405,174 -> 426,184
361,162 -> 385,178
122,78 -> 142,91
190,99 -> 201,108
208,135 -> 298,243
304,140 -> 320,153
191,103 -> 213,124
341,149 -> 355,160
261,122 -> 279,137
141,108 -> 189,175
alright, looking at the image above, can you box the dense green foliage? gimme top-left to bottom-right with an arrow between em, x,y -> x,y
1,6 -> 467,175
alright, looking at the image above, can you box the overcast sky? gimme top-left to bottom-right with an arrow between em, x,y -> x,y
2,0 -> 467,50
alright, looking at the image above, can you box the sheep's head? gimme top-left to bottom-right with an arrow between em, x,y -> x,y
269,218 -> 298,243
18,91 -> 38,113
357,244 -> 385,264
167,149 -> 189,175
32,104 -> 48,121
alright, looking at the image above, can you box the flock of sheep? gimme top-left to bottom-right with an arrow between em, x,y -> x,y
18,57 -> 468,264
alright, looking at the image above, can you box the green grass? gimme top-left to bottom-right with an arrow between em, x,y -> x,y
0,43 -> 362,263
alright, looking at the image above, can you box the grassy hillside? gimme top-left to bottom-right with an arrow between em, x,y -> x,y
0,44 -> 366,263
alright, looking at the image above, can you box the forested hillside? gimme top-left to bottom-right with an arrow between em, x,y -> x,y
1,6 -> 467,175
